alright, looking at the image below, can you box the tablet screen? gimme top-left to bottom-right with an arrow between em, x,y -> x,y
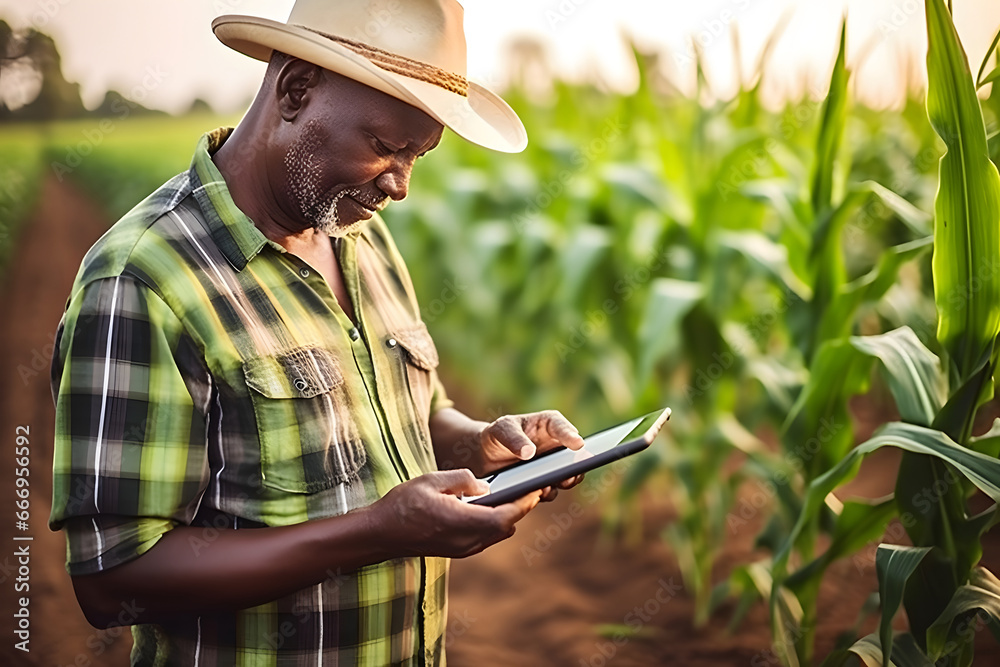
464,408 -> 669,502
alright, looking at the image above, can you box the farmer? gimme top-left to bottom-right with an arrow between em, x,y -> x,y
48,1 -> 585,664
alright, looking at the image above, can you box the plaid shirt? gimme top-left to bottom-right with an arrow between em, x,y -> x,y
49,128 -> 454,666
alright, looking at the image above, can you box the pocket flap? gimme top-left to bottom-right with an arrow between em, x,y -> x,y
392,322 -> 440,371
243,347 -> 344,399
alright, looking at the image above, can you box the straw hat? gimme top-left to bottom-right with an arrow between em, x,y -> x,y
212,0 -> 527,153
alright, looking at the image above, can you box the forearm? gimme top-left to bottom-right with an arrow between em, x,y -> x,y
72,506 -> 387,628
429,407 -> 488,474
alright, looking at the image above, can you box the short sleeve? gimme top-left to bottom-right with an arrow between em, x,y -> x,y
48,275 -> 211,576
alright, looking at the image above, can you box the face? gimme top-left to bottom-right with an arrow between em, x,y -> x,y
276,68 -> 444,237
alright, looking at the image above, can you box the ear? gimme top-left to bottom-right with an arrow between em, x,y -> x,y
274,57 -> 325,121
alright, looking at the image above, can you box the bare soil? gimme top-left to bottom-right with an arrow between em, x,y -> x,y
1,177 -> 998,666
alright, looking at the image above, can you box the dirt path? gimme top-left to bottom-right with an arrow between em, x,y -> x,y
1,177 -> 998,666
0,175 -> 131,667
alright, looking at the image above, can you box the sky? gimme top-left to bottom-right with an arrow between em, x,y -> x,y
0,0 -> 998,114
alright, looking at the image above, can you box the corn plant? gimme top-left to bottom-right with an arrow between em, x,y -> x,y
765,2 -> 1000,664
707,22 -> 936,662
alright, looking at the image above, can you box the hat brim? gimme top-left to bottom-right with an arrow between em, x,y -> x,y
212,15 -> 527,153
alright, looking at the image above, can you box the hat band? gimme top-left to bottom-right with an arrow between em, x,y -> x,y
297,26 -> 469,97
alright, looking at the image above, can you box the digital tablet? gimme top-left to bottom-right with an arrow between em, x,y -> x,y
462,407 -> 671,507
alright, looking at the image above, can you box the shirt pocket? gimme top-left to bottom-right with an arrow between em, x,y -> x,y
242,346 -> 366,494
392,322 -> 440,452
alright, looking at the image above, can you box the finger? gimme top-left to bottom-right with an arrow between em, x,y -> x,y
489,417 -> 538,460
539,486 -> 559,503
538,410 -> 586,450
427,469 -> 489,496
557,474 -> 585,490
492,490 -> 542,526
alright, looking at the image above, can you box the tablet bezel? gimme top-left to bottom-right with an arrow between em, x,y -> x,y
466,407 -> 671,507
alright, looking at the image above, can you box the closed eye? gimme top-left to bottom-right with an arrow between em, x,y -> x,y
369,134 -> 395,157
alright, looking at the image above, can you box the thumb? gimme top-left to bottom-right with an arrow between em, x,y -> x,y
427,469 -> 489,496
488,419 -> 537,460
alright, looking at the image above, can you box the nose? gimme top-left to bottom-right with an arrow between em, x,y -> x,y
375,161 -> 414,202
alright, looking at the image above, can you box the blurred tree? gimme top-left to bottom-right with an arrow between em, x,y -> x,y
0,19 -> 86,121
186,97 -> 214,115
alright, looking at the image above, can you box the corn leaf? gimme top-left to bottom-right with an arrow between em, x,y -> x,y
636,278 -> 703,385
808,188 -> 867,357
557,224 -> 610,305
816,237 -> 933,347
861,180 -> 934,238
925,0 -> 1000,386
771,422 -> 1000,654
981,65 -> 1000,90
849,327 -> 946,427
720,564 -> 763,634
783,326 -> 943,483
877,544 -> 934,659
969,419 -> 1000,458
976,26 -> 1000,89
847,632 -> 935,667
931,356 -> 995,443
782,338 -> 871,481
785,496 -> 897,592
718,230 -> 812,300
926,566 -> 1000,660
811,19 -> 849,216
746,561 -> 802,667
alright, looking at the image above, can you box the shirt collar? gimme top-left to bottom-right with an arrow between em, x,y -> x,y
188,127 -> 269,272
187,127 -> 366,271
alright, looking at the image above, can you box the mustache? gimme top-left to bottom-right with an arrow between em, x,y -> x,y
344,188 -> 389,212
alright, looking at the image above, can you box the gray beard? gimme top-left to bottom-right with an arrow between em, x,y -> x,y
314,190 -> 367,238
284,119 -> 372,237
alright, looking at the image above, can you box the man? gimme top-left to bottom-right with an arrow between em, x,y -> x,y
48,1 -> 585,664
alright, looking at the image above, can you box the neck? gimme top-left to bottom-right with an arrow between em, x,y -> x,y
212,109 -> 316,250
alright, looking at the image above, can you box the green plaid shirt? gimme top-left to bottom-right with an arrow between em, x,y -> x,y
49,128 -> 454,666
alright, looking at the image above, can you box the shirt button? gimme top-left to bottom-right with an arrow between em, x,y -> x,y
349,328 -> 360,341
299,268 -> 310,278
386,338 -> 397,348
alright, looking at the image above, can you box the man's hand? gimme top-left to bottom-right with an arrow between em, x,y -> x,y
368,469 -> 541,558
479,410 -> 586,501
429,408 -> 587,502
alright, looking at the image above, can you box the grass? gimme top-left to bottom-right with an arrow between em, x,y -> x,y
0,126 -> 45,281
